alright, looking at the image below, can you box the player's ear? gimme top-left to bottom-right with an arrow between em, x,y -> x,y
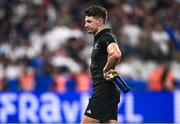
98,18 -> 104,26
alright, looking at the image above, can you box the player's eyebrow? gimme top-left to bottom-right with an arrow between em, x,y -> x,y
85,20 -> 92,23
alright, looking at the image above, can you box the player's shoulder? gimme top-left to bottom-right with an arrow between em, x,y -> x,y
100,31 -> 115,42
103,31 -> 113,37
100,32 -> 113,40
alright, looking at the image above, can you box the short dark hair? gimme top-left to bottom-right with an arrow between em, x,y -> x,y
85,5 -> 107,22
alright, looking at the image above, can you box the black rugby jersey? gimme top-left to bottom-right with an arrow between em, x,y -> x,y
90,28 -> 120,101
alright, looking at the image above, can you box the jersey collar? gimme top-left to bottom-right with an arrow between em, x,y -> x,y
94,28 -> 111,40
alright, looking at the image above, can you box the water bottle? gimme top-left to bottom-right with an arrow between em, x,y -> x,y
110,72 -> 130,93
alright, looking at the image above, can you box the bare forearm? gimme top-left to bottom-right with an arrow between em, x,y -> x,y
103,43 -> 121,80
103,53 -> 120,72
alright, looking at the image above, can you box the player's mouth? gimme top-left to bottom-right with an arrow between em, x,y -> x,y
86,28 -> 91,32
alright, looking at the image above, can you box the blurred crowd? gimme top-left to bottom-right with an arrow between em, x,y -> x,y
0,0 -> 180,92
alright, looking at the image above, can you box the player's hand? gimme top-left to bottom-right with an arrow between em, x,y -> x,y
103,69 -> 117,81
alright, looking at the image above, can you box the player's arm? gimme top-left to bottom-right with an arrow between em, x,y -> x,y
103,43 -> 121,80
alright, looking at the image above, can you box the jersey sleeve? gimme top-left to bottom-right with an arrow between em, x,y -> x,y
99,33 -> 117,50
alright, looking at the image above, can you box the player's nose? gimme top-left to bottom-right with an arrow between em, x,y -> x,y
85,23 -> 88,28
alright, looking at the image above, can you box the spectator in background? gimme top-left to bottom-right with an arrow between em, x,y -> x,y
5,60 -> 23,91
0,67 -> 7,91
51,67 -> 67,93
75,71 -> 91,92
19,67 -> 36,91
0,56 -> 5,91
150,22 -> 171,60
148,63 -> 174,92
0,80 -> 7,91
120,16 -> 142,56
167,27 -> 180,61
138,18 -> 153,59
65,37 -> 88,71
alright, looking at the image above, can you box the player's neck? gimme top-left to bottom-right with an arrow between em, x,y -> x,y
94,25 -> 105,36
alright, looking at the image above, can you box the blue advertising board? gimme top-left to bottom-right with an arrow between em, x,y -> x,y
0,91 -> 179,123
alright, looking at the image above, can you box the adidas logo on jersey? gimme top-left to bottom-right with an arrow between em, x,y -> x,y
94,43 -> 98,49
86,109 -> 91,114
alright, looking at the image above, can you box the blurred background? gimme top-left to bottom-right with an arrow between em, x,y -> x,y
0,0 -> 180,123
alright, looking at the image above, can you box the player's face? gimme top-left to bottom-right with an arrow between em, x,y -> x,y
85,16 -> 99,35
